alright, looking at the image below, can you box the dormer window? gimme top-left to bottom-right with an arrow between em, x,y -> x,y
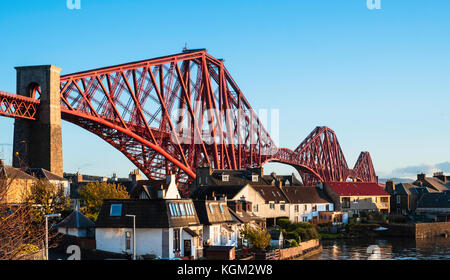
252,175 -> 259,182
222,174 -> 229,182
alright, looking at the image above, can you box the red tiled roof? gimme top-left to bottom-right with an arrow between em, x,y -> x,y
325,182 -> 389,196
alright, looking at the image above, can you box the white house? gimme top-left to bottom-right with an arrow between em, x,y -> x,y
95,199 -> 203,259
191,184 -> 290,226
281,186 -> 334,223
193,200 -> 239,247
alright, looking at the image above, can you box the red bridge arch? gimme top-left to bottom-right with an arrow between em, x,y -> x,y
0,49 -> 377,185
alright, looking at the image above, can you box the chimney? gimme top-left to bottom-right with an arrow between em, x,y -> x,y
129,169 -> 142,182
417,173 -> 426,181
157,184 -> 165,199
166,173 -> 176,185
385,180 -> 395,194
76,171 -> 83,183
433,172 -> 446,183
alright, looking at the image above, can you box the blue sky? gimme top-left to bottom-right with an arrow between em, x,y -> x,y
0,0 -> 449,179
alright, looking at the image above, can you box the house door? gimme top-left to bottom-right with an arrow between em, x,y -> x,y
184,240 -> 192,257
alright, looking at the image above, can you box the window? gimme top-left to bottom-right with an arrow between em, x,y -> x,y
174,204 -> 180,216
222,174 -> 229,182
294,205 -> 299,212
269,202 -> 275,210
252,175 -> 259,182
188,204 -> 195,215
219,204 -> 225,213
396,195 -> 401,204
184,203 -> 191,215
280,203 -> 285,211
173,229 -> 180,252
304,205 -> 307,211
179,204 -> 186,216
342,197 -> 350,209
169,203 -> 176,216
253,204 -> 259,212
209,204 -> 214,213
125,231 -> 132,250
302,216 -> 308,222
312,205 -> 317,212
326,204 -> 330,211
110,204 -> 122,216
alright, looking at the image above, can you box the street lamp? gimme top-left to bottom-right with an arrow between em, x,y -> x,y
44,213 -> 61,260
126,214 -> 136,260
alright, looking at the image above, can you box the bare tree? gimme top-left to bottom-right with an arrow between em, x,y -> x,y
0,163 -> 59,260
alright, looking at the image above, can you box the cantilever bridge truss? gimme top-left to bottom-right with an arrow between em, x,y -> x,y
0,49 -> 377,185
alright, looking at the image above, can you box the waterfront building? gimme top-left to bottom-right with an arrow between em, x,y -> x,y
280,186 -> 336,224
385,180 -> 430,215
323,182 -> 391,216
414,172 -> 450,193
415,191 -> 450,222
192,200 -> 239,247
95,198 -> 203,259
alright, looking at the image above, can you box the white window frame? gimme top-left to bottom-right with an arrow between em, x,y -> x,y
252,175 -> 259,182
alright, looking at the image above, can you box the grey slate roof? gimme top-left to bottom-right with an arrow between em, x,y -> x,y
281,186 -> 332,204
56,209 -> 95,229
228,208 -> 264,224
95,199 -> 200,228
417,192 -> 450,209
193,200 -> 235,225
190,185 -> 247,200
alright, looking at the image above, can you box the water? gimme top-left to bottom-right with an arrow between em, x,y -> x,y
307,237 -> 450,260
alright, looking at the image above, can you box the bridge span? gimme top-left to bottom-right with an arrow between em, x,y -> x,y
0,49 -> 376,184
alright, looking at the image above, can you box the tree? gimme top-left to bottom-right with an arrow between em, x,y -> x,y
78,182 -> 130,221
25,180 -> 70,222
0,170 -> 49,260
240,225 -> 271,250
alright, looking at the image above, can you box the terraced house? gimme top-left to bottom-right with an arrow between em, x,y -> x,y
280,186 -> 337,224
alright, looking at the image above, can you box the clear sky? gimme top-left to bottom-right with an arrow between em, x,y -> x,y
0,0 -> 449,179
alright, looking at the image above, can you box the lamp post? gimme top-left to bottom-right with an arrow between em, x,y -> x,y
126,214 -> 136,260
44,213 -> 61,260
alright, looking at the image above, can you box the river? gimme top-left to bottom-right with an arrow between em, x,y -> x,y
306,237 -> 450,260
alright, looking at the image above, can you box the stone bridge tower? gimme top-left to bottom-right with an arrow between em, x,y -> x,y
12,65 -> 63,177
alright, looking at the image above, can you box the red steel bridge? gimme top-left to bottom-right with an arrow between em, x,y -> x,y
0,49 -> 376,185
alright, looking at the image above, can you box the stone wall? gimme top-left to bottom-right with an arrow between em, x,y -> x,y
279,239 -> 320,260
415,222 -> 450,238
382,222 -> 450,238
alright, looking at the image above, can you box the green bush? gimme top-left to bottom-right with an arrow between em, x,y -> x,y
276,218 -> 291,229
276,219 -> 319,243
287,240 -> 299,248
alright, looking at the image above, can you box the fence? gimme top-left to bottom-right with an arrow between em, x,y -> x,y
278,239 -> 320,260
